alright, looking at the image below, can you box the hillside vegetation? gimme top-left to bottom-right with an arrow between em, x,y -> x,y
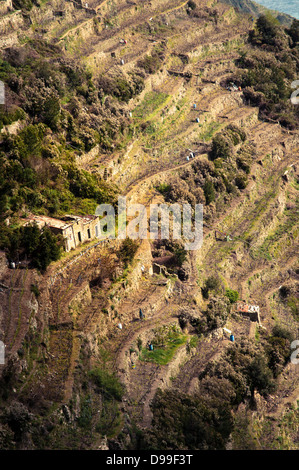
0,0 -> 298,451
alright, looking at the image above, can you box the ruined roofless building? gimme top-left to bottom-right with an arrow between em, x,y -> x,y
25,214 -> 100,252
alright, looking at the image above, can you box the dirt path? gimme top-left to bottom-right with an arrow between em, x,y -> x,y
115,309 -> 179,426
172,336 -> 229,393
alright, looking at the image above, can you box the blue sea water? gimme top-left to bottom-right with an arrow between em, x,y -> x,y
254,0 -> 299,19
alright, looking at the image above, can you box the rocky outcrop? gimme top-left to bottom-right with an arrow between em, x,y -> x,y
219,0 -> 294,26
0,0 -> 13,15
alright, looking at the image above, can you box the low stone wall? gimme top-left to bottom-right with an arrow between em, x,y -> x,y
75,144 -> 100,167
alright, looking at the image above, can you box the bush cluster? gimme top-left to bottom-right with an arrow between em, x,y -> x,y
0,223 -> 61,271
137,52 -> 164,75
158,124 -> 250,225
117,238 -> 139,268
237,15 -> 299,129
139,388 -> 233,450
98,71 -> 145,103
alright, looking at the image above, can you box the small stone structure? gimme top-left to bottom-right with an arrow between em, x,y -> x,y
236,301 -> 261,323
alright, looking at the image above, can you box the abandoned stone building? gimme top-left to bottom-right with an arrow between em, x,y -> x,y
236,301 -> 261,323
25,214 -> 100,252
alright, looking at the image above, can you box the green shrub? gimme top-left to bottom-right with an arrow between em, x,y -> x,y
271,325 -> 294,343
226,124 -> 247,145
202,276 -> 221,299
209,134 -> 233,161
98,73 -> 144,103
137,53 -> 163,75
236,157 -> 251,174
77,394 -> 93,429
267,334 -> 292,377
187,0 -> 197,10
287,297 -> 299,321
30,284 -> 40,298
174,244 -> 187,267
249,14 -> 282,49
27,226 -> 61,271
89,368 -> 124,401
156,183 -> 171,195
246,355 -> 276,397
235,174 -> 248,190
12,0 -> 33,11
66,165 -> 117,204
203,179 -> 216,205
95,400 -> 122,436
240,16 -> 298,129
225,288 -> 239,304
206,296 -> 230,330
42,94 -> 61,130
0,107 -> 26,132
118,238 -> 139,267
16,124 -> 45,160
286,19 -> 299,46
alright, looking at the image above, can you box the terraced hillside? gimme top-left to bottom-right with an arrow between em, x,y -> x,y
0,0 -> 298,450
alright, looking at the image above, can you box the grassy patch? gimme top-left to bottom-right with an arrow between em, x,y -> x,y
188,335 -> 199,349
88,368 -> 125,401
133,91 -> 170,122
199,120 -> 223,142
139,324 -> 188,365
250,204 -> 298,261
287,296 -> 299,321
